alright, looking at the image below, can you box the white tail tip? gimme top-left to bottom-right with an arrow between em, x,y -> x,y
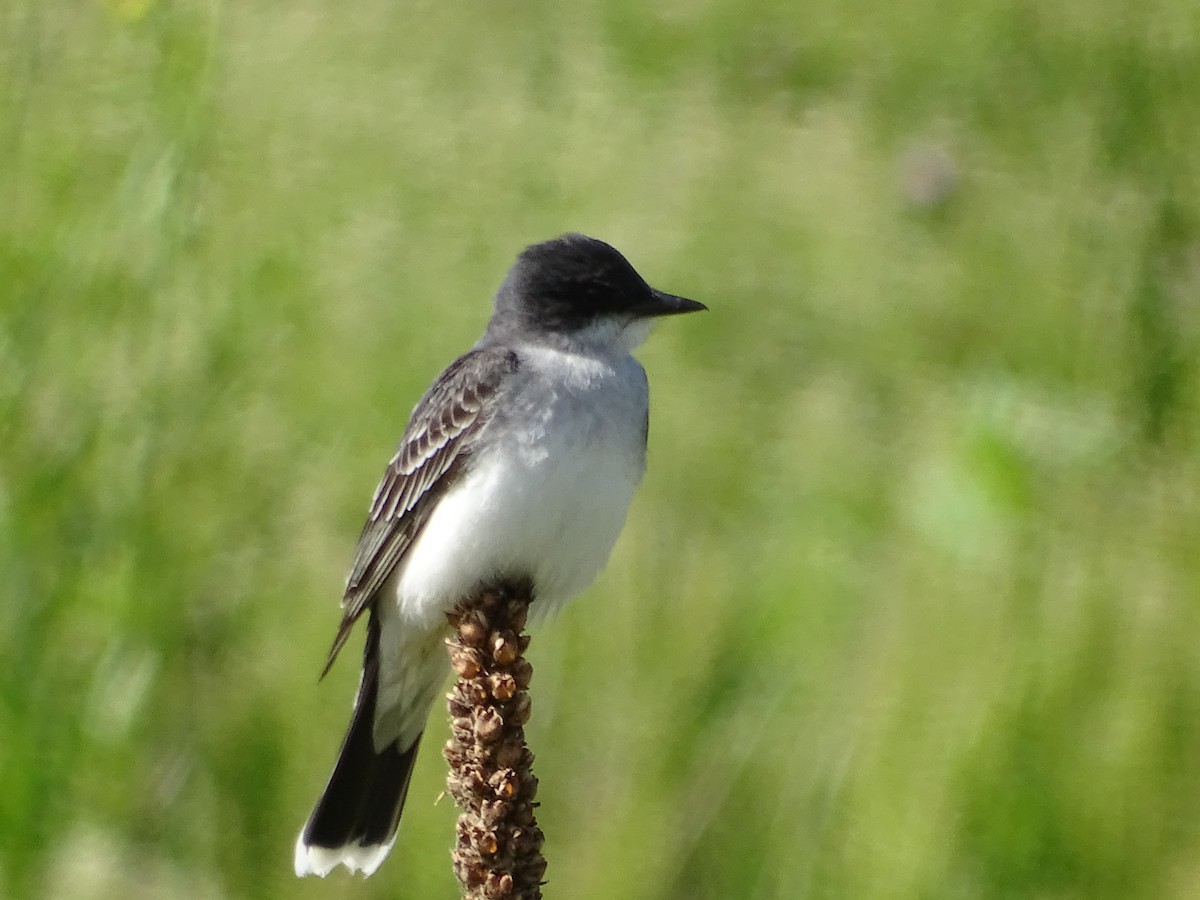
293,831 -> 393,878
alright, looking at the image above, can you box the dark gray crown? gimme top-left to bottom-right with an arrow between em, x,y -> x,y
490,233 -> 703,336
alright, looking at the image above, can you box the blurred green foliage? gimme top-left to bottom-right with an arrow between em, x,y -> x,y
3,0 -> 1200,898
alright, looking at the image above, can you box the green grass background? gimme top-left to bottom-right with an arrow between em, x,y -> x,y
3,1 -> 1200,897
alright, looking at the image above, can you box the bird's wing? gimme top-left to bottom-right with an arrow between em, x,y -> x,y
321,344 -> 520,675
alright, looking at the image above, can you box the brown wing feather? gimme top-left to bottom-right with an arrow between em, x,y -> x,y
321,345 -> 519,675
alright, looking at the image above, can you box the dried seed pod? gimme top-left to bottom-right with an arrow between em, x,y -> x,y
478,830 -> 499,857
493,741 -> 523,769
489,768 -> 518,799
510,693 -> 532,726
479,798 -> 506,829
511,659 -> 533,690
491,631 -> 518,666
460,764 -> 486,797
484,871 -> 514,898
488,672 -> 517,701
455,818 -> 472,844
453,854 -> 487,888
519,853 -> 548,883
511,804 -> 534,827
449,644 -> 483,678
458,609 -> 490,647
474,707 -> 504,742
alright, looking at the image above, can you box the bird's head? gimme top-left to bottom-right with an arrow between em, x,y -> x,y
491,233 -> 705,349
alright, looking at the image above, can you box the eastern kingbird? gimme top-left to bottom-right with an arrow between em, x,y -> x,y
294,233 -> 705,878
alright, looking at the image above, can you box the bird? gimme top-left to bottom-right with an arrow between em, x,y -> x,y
294,232 -> 706,878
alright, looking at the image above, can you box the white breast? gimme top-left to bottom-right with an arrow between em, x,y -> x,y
390,343 -> 649,630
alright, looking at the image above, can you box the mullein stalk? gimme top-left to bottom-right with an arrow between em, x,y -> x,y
444,579 -> 546,899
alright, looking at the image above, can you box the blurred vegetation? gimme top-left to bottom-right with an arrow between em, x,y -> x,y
3,0 -> 1200,898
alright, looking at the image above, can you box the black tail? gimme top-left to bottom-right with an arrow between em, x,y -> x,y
295,611 -> 422,877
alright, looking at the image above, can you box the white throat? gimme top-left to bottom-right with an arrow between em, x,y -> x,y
571,315 -> 657,353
